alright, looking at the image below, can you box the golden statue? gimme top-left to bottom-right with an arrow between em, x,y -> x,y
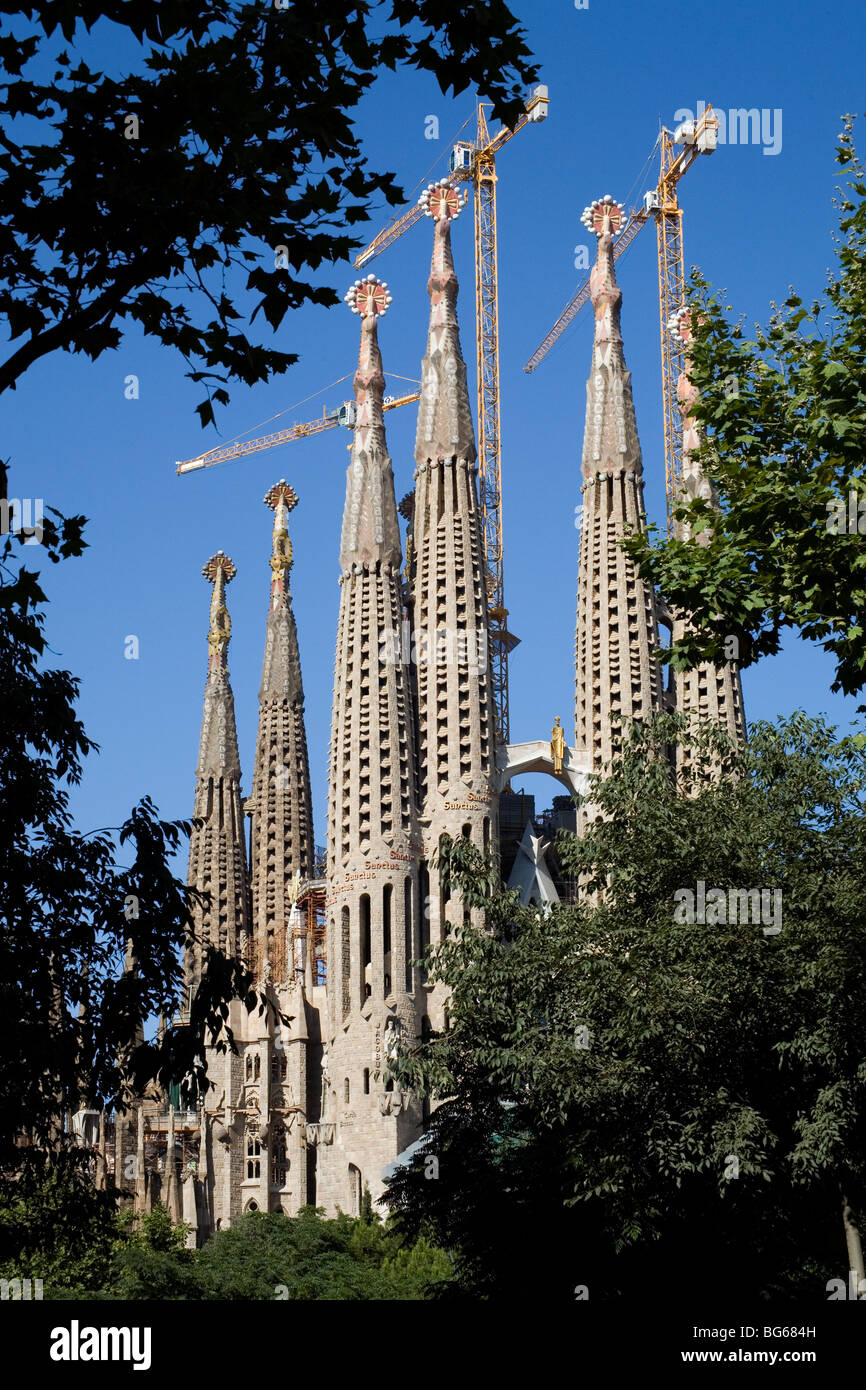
550,715 -> 565,774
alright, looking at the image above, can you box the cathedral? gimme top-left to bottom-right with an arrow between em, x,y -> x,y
114,184 -> 745,1237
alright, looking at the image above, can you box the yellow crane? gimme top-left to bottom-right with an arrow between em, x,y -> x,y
524,103 -> 719,523
355,85 -> 550,748
175,390 -> 420,475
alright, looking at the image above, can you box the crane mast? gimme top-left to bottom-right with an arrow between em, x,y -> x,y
652,109 -> 718,516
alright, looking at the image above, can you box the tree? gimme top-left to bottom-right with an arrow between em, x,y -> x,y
0,1 -> 538,424
384,715 -> 866,1300
87,1206 -> 453,1300
624,121 -> 866,701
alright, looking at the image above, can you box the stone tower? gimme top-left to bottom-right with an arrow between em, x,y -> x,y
574,196 -> 664,772
190,498 -> 317,1228
247,480 -> 315,978
409,181 -> 497,1024
183,553 -> 251,1238
320,273 -> 423,1215
668,309 -> 746,755
186,551 -> 251,989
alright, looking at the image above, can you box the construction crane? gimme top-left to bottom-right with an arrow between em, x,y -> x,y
355,84 -> 550,749
176,390 -> 420,475
524,103 -> 719,524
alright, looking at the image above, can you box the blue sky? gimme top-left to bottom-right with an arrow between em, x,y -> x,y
4,0 -> 865,862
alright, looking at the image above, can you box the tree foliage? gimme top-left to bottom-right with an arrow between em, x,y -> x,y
0,1 -> 538,424
384,715 -> 866,1300
624,122 -> 866,700
19,1201 -> 453,1300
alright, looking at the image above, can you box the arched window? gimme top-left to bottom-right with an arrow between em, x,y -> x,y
363,1068 -> 370,1095
253,1053 -> 261,1081
245,1054 -> 253,1082
271,1050 -> 287,1082
246,1133 -> 261,1180
348,1164 -> 362,1217
344,1077 -> 350,1104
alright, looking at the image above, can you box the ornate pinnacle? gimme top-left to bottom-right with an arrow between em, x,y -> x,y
580,194 -> 625,239
265,480 -> 298,583
344,273 -> 392,319
203,551 -> 235,671
344,275 -> 389,487
582,195 -> 626,350
419,181 -> 467,223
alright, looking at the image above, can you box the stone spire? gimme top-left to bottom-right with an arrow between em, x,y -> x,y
320,274 -> 423,1215
574,196 -> 664,771
668,309 -> 746,753
414,182 -> 476,465
409,180 -> 497,1006
247,482 -> 315,981
186,552 -> 251,986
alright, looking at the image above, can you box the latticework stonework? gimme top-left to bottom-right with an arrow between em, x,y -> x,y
319,277 -> 424,1215
574,199 -> 664,773
407,188 -> 497,1029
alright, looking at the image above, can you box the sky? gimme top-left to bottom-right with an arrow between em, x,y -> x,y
4,0 -> 865,865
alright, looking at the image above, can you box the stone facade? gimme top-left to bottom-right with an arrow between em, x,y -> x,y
164,188 -> 747,1237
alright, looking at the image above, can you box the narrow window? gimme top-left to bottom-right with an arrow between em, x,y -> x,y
383,884 -> 392,996
404,876 -> 413,993
348,1164 -> 362,1217
271,1126 -> 287,1187
344,1077 -> 350,1104
363,1067 -> 370,1095
361,894 -> 372,1001
418,862 -> 430,983
341,906 -> 350,1020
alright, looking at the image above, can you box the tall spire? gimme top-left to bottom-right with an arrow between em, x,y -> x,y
247,484 -> 315,982
186,552 -> 250,983
340,273 -> 400,572
668,308 -> 746,753
408,180 -> 497,995
321,274 -> 423,1215
574,196 -> 664,772
414,182 -> 476,465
